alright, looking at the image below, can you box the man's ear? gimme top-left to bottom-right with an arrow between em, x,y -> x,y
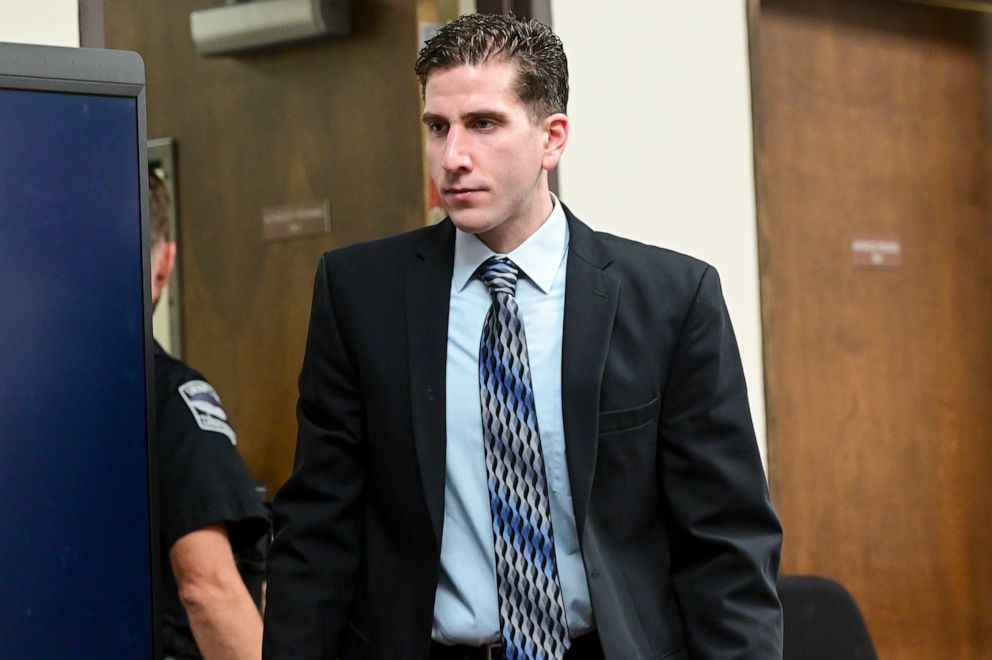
541,112 -> 569,172
151,241 -> 177,305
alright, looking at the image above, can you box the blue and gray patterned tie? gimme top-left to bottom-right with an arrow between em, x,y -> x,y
478,256 -> 570,660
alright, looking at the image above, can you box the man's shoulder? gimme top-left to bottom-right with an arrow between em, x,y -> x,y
154,342 -> 207,389
593,229 -> 709,270
321,221 -> 451,270
564,208 -> 712,286
154,343 -> 237,443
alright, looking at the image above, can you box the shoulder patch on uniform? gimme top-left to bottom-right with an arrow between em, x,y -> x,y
177,380 -> 237,445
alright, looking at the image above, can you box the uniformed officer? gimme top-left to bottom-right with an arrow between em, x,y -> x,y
149,169 -> 270,659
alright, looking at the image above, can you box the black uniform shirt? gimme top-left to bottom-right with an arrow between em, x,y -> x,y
154,341 -> 270,658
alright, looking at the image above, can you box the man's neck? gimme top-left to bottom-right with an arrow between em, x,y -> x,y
477,188 -> 554,254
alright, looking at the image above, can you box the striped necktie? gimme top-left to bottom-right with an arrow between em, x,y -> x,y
478,256 -> 570,660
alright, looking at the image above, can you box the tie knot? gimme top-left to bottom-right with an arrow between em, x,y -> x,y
479,256 -> 519,297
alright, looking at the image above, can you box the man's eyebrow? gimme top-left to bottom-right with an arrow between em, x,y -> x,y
421,109 -> 510,124
463,109 -> 509,122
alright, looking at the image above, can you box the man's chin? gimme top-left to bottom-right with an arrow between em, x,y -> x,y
447,211 -> 499,235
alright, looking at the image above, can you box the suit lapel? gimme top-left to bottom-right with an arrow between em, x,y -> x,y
404,212 -> 615,547
406,221 -> 455,549
561,209 -> 618,540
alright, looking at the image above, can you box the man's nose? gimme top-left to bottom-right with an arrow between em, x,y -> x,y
441,126 -> 472,172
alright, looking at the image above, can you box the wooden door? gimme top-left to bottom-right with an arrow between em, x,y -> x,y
752,0 -> 992,657
104,0 -> 426,494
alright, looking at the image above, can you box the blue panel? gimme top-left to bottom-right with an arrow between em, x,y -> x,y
0,88 -> 152,658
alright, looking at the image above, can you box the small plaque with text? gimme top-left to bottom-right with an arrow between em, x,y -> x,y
262,201 -> 330,242
852,238 -> 902,269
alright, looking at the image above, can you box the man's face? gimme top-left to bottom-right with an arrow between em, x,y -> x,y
422,60 -> 565,247
149,240 -> 176,309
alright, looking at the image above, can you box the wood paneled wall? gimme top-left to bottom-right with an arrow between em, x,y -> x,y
105,0 -> 426,495
752,0 -> 992,657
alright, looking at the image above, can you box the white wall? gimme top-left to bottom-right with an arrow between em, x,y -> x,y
0,0 -> 79,47
550,2 -> 769,468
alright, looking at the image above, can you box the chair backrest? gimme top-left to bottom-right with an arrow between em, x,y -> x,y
779,574 -> 878,660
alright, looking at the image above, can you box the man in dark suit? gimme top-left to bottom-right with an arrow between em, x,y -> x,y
264,13 -> 782,660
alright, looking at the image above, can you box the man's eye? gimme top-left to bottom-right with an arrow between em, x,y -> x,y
428,123 -> 447,135
476,119 -> 494,130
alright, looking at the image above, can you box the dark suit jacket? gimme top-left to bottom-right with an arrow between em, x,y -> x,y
263,208 -> 783,660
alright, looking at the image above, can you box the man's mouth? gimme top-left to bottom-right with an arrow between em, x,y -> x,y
443,187 -> 484,201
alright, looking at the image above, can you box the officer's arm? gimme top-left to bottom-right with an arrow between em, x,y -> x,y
170,523 -> 263,660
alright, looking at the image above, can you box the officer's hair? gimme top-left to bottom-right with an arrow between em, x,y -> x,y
413,13 -> 569,122
149,167 -> 171,247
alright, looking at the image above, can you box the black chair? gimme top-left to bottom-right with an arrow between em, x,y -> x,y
779,574 -> 878,660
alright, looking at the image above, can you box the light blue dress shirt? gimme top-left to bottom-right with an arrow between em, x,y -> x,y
432,195 -> 594,644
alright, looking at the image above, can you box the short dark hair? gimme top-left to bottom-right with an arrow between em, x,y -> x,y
148,167 -> 171,247
414,13 -> 568,121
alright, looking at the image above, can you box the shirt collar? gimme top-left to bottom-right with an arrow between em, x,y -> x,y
453,193 -> 569,294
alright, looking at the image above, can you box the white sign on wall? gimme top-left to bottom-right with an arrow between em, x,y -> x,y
0,0 -> 79,47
